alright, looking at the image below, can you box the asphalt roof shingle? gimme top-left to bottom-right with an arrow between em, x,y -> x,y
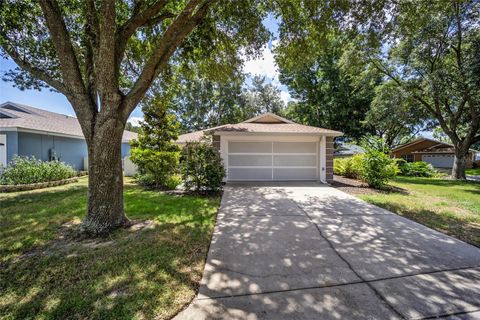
176,113 -> 343,143
0,102 -> 137,142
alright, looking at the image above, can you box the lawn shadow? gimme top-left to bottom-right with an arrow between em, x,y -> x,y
1,181 -> 220,319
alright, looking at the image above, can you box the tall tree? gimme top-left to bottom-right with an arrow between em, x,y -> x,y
0,0 -> 268,234
244,75 -> 285,115
364,80 -> 435,147
361,0 -> 480,179
275,30 -> 381,139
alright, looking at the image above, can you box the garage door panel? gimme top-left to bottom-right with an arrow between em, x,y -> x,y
228,168 -> 272,180
274,168 -> 317,180
273,155 -> 316,167
229,141 -> 272,153
422,154 -> 454,168
227,141 -> 318,181
229,155 -> 272,167
273,142 -> 316,153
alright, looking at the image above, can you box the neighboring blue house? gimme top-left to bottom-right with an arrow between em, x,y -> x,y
0,102 -> 137,170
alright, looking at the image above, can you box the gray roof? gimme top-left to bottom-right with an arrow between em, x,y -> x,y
0,102 -> 137,142
334,143 -> 365,156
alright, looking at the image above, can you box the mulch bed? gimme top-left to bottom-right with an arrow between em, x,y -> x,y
331,175 -> 407,196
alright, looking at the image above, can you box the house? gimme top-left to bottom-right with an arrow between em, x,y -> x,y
391,137 -> 477,168
334,143 -> 364,158
0,102 -> 137,170
177,113 -> 343,182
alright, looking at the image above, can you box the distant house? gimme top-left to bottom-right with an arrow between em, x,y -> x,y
391,137 -> 477,169
333,143 -> 364,158
0,102 -> 137,170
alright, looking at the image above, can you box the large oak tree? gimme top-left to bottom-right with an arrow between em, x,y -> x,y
0,0 -> 268,234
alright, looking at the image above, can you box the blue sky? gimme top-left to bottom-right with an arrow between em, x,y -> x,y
0,15 -> 288,125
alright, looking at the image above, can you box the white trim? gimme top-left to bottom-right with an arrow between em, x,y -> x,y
215,131 -> 341,137
0,134 -> 7,168
319,136 -> 326,183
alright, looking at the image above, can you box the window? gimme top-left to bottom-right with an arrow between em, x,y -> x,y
402,154 -> 414,162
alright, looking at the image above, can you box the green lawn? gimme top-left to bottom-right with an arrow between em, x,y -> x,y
359,176 -> 480,247
466,168 -> 480,175
0,177 -> 220,320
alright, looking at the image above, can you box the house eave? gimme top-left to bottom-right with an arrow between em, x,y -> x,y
213,131 -> 343,137
0,126 -> 132,143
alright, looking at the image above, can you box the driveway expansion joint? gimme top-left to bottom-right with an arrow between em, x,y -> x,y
293,200 -> 407,319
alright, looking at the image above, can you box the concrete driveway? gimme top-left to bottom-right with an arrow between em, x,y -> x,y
176,183 -> 480,320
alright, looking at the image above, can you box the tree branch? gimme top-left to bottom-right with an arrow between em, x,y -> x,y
2,44 -> 65,92
123,0 -> 216,119
38,0 -> 86,96
115,0 -> 169,70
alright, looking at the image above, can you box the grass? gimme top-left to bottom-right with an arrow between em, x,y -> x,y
0,177 -> 220,320
359,176 -> 480,247
466,168 -> 480,175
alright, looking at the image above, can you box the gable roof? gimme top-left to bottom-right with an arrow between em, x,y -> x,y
392,137 -> 477,153
0,101 -> 137,142
176,113 -> 343,143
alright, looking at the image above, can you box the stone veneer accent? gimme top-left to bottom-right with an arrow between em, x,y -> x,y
326,137 -> 334,183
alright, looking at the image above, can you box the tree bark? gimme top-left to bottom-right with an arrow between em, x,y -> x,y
451,146 -> 468,180
81,115 -> 129,235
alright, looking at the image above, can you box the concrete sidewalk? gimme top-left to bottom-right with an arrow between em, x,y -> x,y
176,183 -> 480,320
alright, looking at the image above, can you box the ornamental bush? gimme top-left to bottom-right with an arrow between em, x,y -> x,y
130,148 -> 180,188
360,136 -> 399,188
398,161 -> 437,177
0,156 -> 76,185
180,141 -> 225,193
333,155 -> 364,179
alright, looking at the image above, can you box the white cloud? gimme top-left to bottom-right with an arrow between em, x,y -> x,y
243,41 -> 292,104
128,116 -> 143,126
243,42 -> 279,81
280,91 -> 291,104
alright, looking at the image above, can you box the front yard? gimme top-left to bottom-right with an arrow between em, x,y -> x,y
0,177 -> 220,319
357,176 -> 480,247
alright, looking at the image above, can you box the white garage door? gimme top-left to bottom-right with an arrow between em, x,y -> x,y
422,154 -> 454,168
227,141 -> 318,181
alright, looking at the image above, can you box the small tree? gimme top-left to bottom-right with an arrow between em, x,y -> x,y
181,140 -> 225,193
130,96 -> 181,188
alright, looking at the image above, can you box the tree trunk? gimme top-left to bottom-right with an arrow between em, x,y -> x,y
451,147 -> 468,180
81,117 -> 129,235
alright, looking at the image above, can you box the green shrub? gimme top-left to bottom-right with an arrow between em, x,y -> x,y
164,174 -> 182,190
130,148 -> 180,188
360,136 -> 399,188
333,155 -> 364,179
181,141 -> 225,193
0,156 -> 76,185
399,161 -> 437,177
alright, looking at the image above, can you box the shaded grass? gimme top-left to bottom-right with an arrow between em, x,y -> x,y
0,177 -> 220,319
359,176 -> 480,247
